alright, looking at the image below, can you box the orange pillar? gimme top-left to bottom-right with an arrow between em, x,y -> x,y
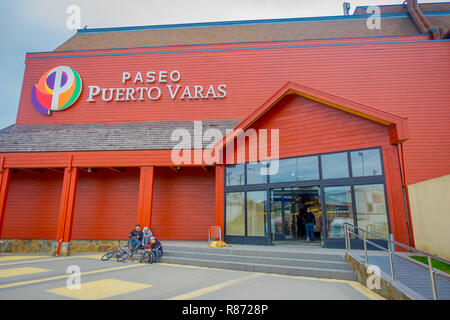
55,167 -> 78,255
137,166 -> 155,228
215,165 -> 225,239
0,168 -> 11,239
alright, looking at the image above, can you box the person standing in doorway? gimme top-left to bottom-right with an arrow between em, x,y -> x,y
303,207 -> 316,242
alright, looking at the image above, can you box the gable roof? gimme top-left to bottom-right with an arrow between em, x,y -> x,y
213,81 -> 409,157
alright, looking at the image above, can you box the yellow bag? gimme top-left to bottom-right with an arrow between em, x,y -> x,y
209,241 -> 231,248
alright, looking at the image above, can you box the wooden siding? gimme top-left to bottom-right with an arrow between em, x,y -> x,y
70,167 -> 140,240
151,167 -> 215,240
2,170 -> 63,239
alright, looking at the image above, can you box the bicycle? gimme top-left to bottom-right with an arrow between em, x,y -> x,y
101,247 -> 129,262
142,250 -> 156,264
127,236 -> 140,251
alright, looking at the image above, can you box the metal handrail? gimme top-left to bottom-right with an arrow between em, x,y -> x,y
344,223 -> 450,300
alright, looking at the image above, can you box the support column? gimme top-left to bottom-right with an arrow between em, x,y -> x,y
54,166 -> 78,256
0,167 -> 11,239
215,165 -> 225,239
137,166 -> 155,228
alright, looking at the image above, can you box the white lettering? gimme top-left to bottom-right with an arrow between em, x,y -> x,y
87,85 -> 100,102
217,84 -> 227,98
147,87 -> 161,100
133,72 -> 143,84
122,72 -> 131,84
170,70 -> 181,82
167,85 -> 181,100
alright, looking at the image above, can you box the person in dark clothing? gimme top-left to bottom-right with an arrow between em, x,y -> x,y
129,224 -> 144,249
150,236 -> 163,262
303,207 -> 316,242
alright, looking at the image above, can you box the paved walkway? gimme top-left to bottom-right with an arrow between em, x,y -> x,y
358,253 -> 450,300
0,253 -> 380,300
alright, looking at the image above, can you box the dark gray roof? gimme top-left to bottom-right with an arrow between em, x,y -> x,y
0,120 -> 240,152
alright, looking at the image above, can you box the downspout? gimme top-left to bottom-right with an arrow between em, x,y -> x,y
396,143 -> 415,247
406,0 -> 428,33
406,0 -> 449,39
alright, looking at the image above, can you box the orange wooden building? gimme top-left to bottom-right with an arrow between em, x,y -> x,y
0,2 -> 449,253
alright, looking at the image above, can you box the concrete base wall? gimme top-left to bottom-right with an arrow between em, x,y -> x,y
345,253 -> 411,300
0,239 -> 128,254
408,174 -> 450,260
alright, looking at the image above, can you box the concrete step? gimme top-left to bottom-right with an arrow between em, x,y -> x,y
159,256 -> 357,281
164,250 -> 351,271
163,245 -> 345,262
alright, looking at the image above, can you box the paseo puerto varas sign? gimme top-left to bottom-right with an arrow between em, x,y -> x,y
31,66 -> 228,115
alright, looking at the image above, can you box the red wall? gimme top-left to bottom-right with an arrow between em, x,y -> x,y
226,94 -> 410,245
2,170 -> 63,239
71,167 -> 139,240
151,167 -> 215,240
15,36 -> 450,185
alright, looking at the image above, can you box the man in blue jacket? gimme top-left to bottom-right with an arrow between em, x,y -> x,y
150,236 -> 163,262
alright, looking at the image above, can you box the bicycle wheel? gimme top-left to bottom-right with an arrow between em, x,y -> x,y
142,251 -> 155,264
116,249 -> 129,262
101,252 -> 113,261
127,239 -> 138,251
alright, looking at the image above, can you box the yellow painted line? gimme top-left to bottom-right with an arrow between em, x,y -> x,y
0,254 -> 108,267
77,254 -> 104,260
159,262 -> 384,300
0,267 -> 51,278
47,278 -> 151,300
347,282 -> 385,300
0,255 -> 46,262
0,263 -> 145,290
168,273 -> 261,300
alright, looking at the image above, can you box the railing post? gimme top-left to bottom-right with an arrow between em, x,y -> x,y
344,224 -> 349,253
364,231 -> 368,265
428,256 -> 438,300
388,243 -> 395,282
347,225 -> 351,252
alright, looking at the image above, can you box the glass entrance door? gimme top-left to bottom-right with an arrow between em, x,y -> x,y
270,186 -> 322,243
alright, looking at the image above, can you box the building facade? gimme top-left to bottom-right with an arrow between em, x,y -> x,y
0,2 -> 449,256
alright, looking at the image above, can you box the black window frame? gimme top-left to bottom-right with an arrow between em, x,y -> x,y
223,146 -> 391,245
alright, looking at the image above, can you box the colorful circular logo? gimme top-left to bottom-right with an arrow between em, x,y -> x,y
31,66 -> 82,115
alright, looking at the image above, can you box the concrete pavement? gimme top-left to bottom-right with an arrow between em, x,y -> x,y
0,253 -> 381,300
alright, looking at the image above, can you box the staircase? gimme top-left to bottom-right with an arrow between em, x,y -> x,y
159,244 -> 357,281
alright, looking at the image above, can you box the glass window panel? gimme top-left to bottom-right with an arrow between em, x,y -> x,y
296,156 -> 319,181
225,164 -> 245,186
324,186 -> 353,238
269,156 -> 319,183
270,158 -> 296,183
355,184 -> 389,238
247,162 -> 268,185
321,152 -> 349,179
247,191 -> 267,237
225,192 -> 245,236
351,149 -> 383,177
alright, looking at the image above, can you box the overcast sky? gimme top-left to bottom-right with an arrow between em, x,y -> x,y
0,0 -> 443,129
